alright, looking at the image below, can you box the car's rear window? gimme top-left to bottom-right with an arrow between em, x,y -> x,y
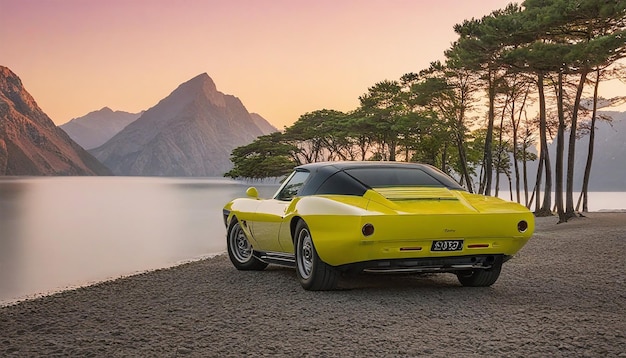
345,167 -> 443,187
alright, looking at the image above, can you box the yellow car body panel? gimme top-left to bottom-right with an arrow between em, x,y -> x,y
224,186 -> 534,267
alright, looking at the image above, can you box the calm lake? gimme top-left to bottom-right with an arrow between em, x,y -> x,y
0,177 -> 279,305
1,177 -> 624,305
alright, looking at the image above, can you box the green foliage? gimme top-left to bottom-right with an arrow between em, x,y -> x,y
283,109 -> 354,163
224,132 -> 295,179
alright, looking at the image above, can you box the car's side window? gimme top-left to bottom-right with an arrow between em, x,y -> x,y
275,171 -> 310,201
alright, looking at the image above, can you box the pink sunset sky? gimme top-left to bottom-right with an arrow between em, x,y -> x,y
1,0 -> 625,129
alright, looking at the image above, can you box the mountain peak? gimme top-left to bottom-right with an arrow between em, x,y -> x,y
0,65 -> 22,89
90,73 -> 277,176
191,72 -> 211,82
178,72 -> 217,93
0,65 -> 39,115
0,66 -> 111,175
61,107 -> 141,150
163,72 -> 224,109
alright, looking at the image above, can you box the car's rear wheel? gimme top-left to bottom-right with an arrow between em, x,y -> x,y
295,220 -> 338,291
227,218 -> 268,271
456,263 -> 502,287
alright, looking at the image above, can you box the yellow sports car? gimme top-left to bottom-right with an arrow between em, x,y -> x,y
223,161 -> 534,290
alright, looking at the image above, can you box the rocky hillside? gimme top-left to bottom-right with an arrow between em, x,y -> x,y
0,66 -> 111,176
60,107 -> 141,150
251,112 -> 279,133
90,73 -> 277,176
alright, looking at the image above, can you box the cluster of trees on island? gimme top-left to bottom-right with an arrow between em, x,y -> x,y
226,0 -> 626,222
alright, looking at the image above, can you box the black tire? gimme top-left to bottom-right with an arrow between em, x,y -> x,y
294,220 -> 338,291
226,218 -> 268,271
456,262 -> 502,287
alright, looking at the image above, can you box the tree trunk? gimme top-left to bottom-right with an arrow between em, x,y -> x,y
495,99 -> 507,199
565,69 -> 589,219
537,72 -> 552,216
555,72 -> 567,223
511,109 -> 520,203
512,85 -> 529,204
455,104 -> 474,193
507,171 -> 513,201
359,136 -> 368,161
482,70 -> 496,196
541,140 -> 553,216
456,133 -> 474,193
534,149 -> 543,212
441,142 -> 448,173
578,69 -> 600,213
495,170 -> 500,197
523,128 -> 532,207
523,139 -> 529,206
478,162 -> 485,194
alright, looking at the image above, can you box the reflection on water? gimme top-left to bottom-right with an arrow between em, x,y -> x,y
0,177 -> 279,305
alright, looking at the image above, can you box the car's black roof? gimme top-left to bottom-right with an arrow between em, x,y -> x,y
294,161 -> 465,196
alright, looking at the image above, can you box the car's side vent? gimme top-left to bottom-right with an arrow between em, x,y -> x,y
374,187 -> 460,201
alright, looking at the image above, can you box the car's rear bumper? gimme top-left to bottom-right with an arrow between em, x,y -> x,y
337,254 -> 509,274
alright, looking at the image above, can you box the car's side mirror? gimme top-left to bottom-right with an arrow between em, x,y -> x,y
246,187 -> 259,199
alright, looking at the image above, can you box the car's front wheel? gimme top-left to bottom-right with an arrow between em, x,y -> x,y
226,218 -> 268,271
295,220 -> 338,291
456,263 -> 502,287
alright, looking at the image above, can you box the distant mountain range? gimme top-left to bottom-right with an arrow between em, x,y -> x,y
60,107 -> 142,150
0,66 -> 276,177
0,66 -> 111,175
89,73 -> 277,176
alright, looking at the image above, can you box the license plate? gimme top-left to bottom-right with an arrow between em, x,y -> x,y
431,240 -> 464,251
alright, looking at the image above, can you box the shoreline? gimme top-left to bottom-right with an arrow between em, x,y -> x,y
0,253 -> 224,308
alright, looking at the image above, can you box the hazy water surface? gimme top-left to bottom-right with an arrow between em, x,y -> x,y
0,177 -> 279,305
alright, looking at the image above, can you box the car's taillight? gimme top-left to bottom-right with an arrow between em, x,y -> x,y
517,220 -> 528,233
362,223 -> 375,236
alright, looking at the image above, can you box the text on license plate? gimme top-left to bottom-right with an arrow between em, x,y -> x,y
431,240 -> 464,251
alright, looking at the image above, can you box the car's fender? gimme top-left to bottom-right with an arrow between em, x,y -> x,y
286,195 -> 373,265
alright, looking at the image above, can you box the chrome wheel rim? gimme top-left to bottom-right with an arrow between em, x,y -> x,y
229,223 -> 252,263
297,228 -> 313,279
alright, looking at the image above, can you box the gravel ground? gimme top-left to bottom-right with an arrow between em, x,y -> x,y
1,213 -> 625,357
